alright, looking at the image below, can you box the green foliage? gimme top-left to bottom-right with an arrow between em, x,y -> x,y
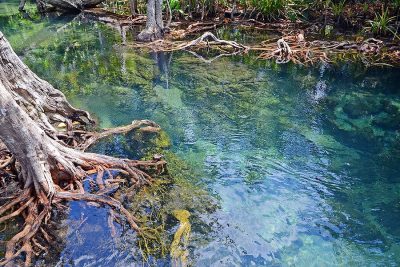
169,0 -> 181,10
393,0 -> 400,10
331,0 -> 346,17
324,24 -> 333,36
239,0 -> 290,20
368,8 -> 395,36
361,2 -> 368,13
100,0 -> 400,25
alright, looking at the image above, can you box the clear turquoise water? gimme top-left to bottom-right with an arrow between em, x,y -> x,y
1,6 -> 400,266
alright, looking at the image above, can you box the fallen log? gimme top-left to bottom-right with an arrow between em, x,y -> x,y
44,0 -> 104,10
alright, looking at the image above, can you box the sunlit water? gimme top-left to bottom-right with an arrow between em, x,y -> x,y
1,6 -> 400,266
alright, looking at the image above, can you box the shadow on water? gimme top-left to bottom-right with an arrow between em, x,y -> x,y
1,6 -> 400,266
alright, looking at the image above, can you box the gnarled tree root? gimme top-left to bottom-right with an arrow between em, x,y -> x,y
0,30 -> 170,266
126,30 -> 399,66
129,31 -> 249,54
0,132 -> 167,266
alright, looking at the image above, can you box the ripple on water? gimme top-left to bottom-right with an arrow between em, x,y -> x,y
1,15 -> 400,265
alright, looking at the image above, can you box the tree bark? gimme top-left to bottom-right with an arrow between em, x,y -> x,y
130,0 -> 138,16
41,0 -> 104,11
0,32 -> 93,136
155,0 -> 164,29
0,82 -> 56,196
0,31 -> 166,266
137,0 -> 164,42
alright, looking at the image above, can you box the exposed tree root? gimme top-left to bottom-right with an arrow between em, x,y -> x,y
0,30 -> 168,266
125,30 -> 399,65
56,191 -> 140,230
130,31 -> 248,52
0,125 -> 167,266
255,35 -> 399,65
57,119 -> 161,150
0,124 -> 167,265
0,198 -> 49,266
78,7 -> 399,65
175,31 -> 248,51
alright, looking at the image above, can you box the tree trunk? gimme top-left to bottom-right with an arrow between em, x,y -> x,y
18,0 -> 26,11
40,0 -> 104,11
137,0 -> 164,42
0,82 -> 56,196
0,32 -> 93,136
0,31 -> 166,266
129,0 -> 138,16
155,0 -> 164,29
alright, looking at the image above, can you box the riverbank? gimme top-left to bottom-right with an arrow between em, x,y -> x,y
81,7 -> 400,66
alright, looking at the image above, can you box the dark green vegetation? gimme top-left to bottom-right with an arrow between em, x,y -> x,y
1,8 -> 400,265
103,0 -> 400,39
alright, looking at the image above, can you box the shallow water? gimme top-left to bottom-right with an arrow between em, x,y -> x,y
1,6 -> 400,266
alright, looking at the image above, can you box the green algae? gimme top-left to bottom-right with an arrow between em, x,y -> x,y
90,127 -> 217,264
2,13 -> 400,265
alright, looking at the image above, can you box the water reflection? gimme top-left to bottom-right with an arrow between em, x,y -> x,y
1,13 -> 400,266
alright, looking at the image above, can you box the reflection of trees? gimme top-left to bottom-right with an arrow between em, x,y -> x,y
15,18 -> 400,263
151,51 -> 173,89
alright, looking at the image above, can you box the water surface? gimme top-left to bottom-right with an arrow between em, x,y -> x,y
1,6 -> 400,266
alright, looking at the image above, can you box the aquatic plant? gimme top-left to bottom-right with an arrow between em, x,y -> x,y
93,127 -> 217,264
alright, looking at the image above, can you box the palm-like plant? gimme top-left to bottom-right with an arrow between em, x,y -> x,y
368,8 -> 395,36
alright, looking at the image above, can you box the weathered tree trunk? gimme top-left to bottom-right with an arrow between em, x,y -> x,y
0,83 -> 56,196
0,31 -> 166,266
38,0 -> 104,11
137,0 -> 164,42
129,0 -> 138,16
0,32 -> 93,136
